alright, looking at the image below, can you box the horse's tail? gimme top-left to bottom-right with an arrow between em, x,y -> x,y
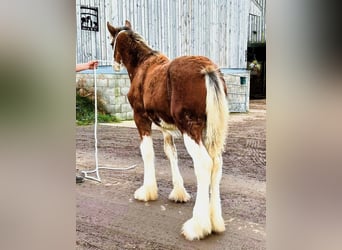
202,66 -> 229,157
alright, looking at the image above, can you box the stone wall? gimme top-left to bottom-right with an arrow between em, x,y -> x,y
222,69 -> 250,112
76,71 -> 133,120
76,67 -> 249,121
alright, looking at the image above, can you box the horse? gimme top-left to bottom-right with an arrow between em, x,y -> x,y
107,20 -> 229,240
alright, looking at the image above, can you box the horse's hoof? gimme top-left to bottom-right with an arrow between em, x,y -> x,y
181,217 -> 212,240
211,215 -> 226,233
134,185 -> 158,201
168,187 -> 191,202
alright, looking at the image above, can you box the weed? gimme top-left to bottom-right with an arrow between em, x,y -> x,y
76,93 -> 120,125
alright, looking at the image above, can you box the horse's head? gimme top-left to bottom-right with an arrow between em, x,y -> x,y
107,20 -> 132,37
107,20 -> 132,70
107,20 -> 157,75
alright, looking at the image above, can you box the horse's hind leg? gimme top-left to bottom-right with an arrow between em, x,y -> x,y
210,155 -> 226,233
162,131 -> 190,202
134,132 -> 158,201
182,133 -> 212,240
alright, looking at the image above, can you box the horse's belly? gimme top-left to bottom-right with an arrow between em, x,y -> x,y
158,119 -> 182,137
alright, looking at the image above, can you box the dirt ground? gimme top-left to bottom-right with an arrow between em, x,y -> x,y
76,99 -> 266,250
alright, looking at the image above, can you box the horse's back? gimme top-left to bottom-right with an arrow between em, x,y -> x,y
170,56 -> 216,70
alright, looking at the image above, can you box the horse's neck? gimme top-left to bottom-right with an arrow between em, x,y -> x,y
117,33 -> 169,79
123,46 -> 155,78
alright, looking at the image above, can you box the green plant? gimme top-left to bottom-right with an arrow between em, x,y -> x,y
76,93 -> 120,125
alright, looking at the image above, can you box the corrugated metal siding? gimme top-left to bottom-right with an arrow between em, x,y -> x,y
248,0 -> 266,43
76,0 -> 251,68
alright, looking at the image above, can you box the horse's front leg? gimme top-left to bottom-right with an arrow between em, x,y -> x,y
134,116 -> 158,201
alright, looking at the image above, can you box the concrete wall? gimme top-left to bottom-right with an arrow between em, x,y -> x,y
223,69 -> 250,112
76,70 -> 133,120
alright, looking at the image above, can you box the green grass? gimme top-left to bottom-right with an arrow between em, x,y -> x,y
76,93 -> 120,125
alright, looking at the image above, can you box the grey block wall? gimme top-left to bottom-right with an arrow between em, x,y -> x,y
223,69 -> 250,112
76,72 -> 133,120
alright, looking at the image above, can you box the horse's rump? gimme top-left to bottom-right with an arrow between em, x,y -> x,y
167,56 -> 227,145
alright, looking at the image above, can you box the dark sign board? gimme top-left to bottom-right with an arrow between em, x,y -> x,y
80,6 -> 99,32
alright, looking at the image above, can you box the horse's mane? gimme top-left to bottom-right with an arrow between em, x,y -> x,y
127,30 -> 154,52
130,31 -> 147,44
122,30 -> 160,66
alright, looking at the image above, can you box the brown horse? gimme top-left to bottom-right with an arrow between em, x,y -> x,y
107,20 -> 229,240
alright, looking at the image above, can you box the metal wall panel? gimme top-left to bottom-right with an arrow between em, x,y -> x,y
76,0 -> 251,68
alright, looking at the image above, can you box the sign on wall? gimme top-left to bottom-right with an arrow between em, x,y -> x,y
80,6 -> 99,32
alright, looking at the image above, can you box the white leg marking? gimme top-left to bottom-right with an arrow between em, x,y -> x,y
134,136 -> 158,201
163,132 -> 190,202
210,155 -> 225,233
182,134 -> 212,240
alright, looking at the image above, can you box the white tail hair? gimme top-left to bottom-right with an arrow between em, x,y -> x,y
202,66 -> 229,157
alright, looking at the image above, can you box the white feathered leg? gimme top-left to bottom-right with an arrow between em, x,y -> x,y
134,135 -> 158,201
182,134 -> 212,240
163,132 -> 190,202
210,155 -> 225,233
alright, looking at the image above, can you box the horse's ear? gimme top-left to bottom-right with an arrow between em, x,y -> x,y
107,22 -> 117,36
125,20 -> 132,29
